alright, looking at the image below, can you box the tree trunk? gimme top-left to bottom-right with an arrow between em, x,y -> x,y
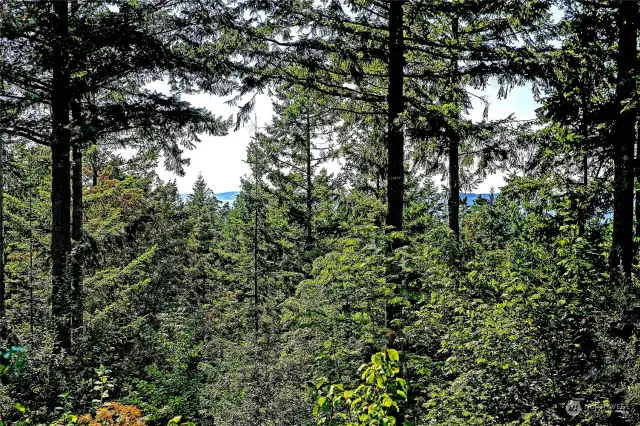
448,16 -> 461,239
51,0 -> 72,351
252,133 -> 260,338
611,0 -> 638,280
29,158 -> 34,334
253,197 -> 259,336
305,108 -> 313,247
636,116 -> 640,241
385,6 -> 406,426
611,5 -> 640,404
71,143 -> 83,334
0,135 -> 5,340
448,135 -> 460,238
580,85 -> 589,236
385,0 -> 405,246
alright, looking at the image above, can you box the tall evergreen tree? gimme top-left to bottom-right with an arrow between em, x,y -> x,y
0,0 -> 233,349
184,174 -> 222,304
260,85 -> 338,266
611,0 -> 637,278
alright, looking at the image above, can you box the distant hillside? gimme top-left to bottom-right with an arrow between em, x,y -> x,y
182,191 -> 494,206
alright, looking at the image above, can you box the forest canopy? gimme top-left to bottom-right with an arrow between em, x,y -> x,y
1,0 -> 640,424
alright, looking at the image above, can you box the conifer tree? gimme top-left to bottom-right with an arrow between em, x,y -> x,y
611,0 -> 637,278
184,174 -> 221,304
532,0 -> 615,233
260,85 -> 338,269
0,0 -> 233,349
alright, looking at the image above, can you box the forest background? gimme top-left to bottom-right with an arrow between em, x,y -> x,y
1,0 -> 640,425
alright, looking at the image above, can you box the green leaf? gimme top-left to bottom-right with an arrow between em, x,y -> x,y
381,394 -> 393,407
318,396 -> 327,407
387,349 -> 399,361
372,353 -> 383,366
14,403 -> 26,413
366,371 -> 375,384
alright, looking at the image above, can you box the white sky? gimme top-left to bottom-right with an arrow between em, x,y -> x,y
464,83 -> 539,193
154,83 -> 539,194
152,3 -> 563,195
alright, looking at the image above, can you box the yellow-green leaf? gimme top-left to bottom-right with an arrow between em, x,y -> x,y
387,349 -> 399,361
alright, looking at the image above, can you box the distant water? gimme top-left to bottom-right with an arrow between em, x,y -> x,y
216,191 -> 240,203
180,191 -> 239,205
181,192 -> 491,206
